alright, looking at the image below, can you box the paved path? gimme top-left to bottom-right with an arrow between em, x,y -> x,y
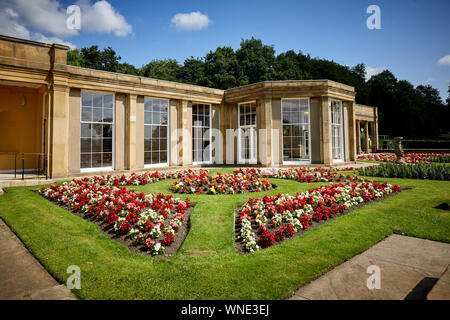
0,219 -> 77,300
289,235 -> 450,300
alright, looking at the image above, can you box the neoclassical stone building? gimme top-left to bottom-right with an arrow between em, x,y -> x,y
0,35 -> 378,178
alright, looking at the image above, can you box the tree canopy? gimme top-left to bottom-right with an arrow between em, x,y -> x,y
66,38 -> 450,138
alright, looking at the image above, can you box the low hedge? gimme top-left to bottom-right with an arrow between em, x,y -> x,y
428,155 -> 450,163
358,163 -> 450,180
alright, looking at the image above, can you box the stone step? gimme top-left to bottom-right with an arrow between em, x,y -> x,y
427,265 -> 450,300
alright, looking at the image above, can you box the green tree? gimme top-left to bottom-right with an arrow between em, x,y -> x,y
272,50 -> 310,80
67,49 -> 84,67
118,62 -> 139,75
139,59 -> 182,82
203,46 -> 246,89
236,37 -> 275,84
177,57 -> 208,86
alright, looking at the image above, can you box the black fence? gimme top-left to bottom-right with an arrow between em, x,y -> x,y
0,152 -> 48,180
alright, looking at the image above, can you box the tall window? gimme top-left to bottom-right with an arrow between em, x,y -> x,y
282,99 -> 310,163
238,102 -> 257,163
81,91 -> 114,169
144,98 -> 169,166
331,100 -> 344,161
192,103 -> 211,164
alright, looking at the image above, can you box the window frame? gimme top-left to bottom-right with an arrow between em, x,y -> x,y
281,97 -> 311,165
80,90 -> 115,173
192,102 -> 213,165
143,97 -> 170,168
237,100 -> 257,164
331,99 -> 345,162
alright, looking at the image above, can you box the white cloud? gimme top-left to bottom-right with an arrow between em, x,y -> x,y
0,0 -> 132,45
0,7 -> 30,39
171,11 -> 211,30
32,33 -> 76,49
365,66 -> 384,81
77,0 -> 132,37
422,77 -> 434,84
437,54 -> 450,66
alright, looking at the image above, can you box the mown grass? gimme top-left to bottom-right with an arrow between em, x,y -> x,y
0,168 -> 449,299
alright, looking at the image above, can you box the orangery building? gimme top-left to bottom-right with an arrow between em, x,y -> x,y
0,35 -> 379,178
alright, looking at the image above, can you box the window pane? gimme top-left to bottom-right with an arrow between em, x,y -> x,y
82,93 -> 93,107
93,94 -> 103,108
92,138 -> 102,153
104,94 -> 113,109
93,108 -> 103,122
103,108 -> 113,123
159,126 -> 167,139
81,124 -> 91,138
103,124 -> 112,138
92,124 -> 102,138
103,138 -> 112,152
103,153 -> 112,167
81,107 -> 92,122
144,112 -> 151,125
144,152 -> 151,164
81,154 -> 91,168
92,153 -> 102,167
81,138 -> 91,153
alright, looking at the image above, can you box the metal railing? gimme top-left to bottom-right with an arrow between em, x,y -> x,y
0,152 -> 48,180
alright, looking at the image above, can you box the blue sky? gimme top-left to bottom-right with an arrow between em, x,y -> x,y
1,0 -> 449,100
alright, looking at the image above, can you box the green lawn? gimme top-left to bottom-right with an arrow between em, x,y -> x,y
0,169 -> 449,300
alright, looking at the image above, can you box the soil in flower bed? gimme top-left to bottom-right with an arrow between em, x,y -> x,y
36,190 -> 193,258
233,188 -> 408,254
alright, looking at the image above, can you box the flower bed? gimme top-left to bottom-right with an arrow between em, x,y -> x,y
75,169 -> 209,187
358,163 -> 450,180
235,181 -> 401,253
357,153 -> 450,164
170,171 -> 273,195
234,167 -> 360,183
39,179 -> 192,256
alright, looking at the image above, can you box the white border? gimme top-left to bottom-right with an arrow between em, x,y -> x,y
192,102 -> 213,165
143,97 -> 170,169
281,97 -> 311,165
80,90 -> 115,173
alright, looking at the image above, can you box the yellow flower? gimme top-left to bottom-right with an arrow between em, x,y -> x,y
209,187 -> 216,194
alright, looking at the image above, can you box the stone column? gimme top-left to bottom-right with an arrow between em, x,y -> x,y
321,96 -> 332,165
48,84 -> 69,178
169,99 -> 179,166
68,88 -> 81,174
356,121 -> 362,154
348,101 -> 357,161
114,93 -> 126,171
271,98 -> 282,166
364,121 -> 370,154
135,96 -> 144,169
126,94 -> 137,170
373,108 -> 379,152
258,98 -> 273,166
179,99 -> 192,166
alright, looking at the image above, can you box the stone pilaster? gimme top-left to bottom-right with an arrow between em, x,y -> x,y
321,96 -> 332,165
179,100 -> 192,166
48,83 -> 69,178
364,121 -> 370,154
126,94 -> 137,170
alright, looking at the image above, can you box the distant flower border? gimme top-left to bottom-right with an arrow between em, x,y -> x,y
235,181 -> 401,253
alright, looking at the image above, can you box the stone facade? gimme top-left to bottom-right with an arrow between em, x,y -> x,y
0,35 -> 378,178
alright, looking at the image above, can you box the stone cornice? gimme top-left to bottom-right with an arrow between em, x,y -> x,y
224,81 -> 356,103
65,66 -> 225,104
